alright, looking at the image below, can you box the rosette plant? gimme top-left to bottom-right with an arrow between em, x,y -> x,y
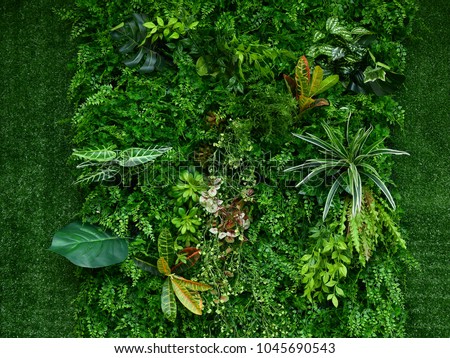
134,230 -> 211,322
285,120 -> 409,220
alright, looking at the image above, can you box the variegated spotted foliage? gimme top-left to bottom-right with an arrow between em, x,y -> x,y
308,17 -> 405,96
72,146 -> 171,185
283,56 -> 339,115
134,229 -> 211,322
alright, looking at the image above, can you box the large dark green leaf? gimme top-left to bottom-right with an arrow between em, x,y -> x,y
49,222 -> 128,268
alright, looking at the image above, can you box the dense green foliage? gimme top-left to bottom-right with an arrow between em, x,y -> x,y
54,0 -> 420,338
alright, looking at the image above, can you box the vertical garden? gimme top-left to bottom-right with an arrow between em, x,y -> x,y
1,0 -> 447,338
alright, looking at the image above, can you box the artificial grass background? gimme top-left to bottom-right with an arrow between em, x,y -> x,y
0,0 -> 81,337
0,0 -> 448,338
393,0 -> 450,337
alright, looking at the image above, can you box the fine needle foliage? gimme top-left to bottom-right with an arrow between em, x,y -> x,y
285,119 -> 409,220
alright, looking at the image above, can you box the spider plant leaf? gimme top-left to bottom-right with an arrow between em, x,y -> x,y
171,277 -> 203,315
172,275 -> 212,292
322,122 -> 348,158
360,165 -> 397,209
296,162 -> 341,187
157,229 -> 174,267
348,163 -> 362,216
283,160 -> 322,172
161,278 -> 177,322
364,148 -> 410,157
157,257 -> 172,276
293,132 -> 343,158
133,258 -> 162,276
323,173 -> 345,221
349,126 -> 373,160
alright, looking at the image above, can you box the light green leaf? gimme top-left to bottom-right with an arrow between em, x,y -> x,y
156,17 -> 164,26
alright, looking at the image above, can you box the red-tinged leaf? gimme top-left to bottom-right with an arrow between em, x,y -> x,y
283,74 -> 297,98
314,98 -> 330,107
171,247 -> 201,274
299,95 -> 315,113
157,257 -> 171,276
295,56 -> 311,97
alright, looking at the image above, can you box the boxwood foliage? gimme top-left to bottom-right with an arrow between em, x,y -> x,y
60,0 -> 418,337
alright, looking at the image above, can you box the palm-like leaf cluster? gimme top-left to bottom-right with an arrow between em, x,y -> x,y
285,121 -> 409,220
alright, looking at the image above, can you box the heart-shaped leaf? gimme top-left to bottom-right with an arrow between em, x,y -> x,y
49,222 -> 128,268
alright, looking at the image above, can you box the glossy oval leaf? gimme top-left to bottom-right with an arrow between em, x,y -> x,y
49,222 -> 128,268
172,275 -> 212,292
158,229 -> 174,267
171,247 -> 201,274
133,258 -> 161,276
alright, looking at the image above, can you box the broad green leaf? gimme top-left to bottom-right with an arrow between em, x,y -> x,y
171,277 -> 203,315
172,275 -> 212,292
72,148 -> 116,162
196,56 -> 208,76
161,279 -> 177,322
363,66 -> 386,82
335,286 -> 345,297
156,17 -> 164,26
133,258 -> 161,276
118,147 -> 171,167
158,229 -> 174,266
143,21 -> 156,29
157,257 -> 172,276
314,74 -> 339,96
332,294 -> 339,308
49,221 -> 128,268
167,18 -> 178,26
169,32 -> 180,40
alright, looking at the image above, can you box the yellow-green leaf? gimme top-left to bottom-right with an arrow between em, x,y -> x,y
172,275 -> 212,291
171,277 -> 203,315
